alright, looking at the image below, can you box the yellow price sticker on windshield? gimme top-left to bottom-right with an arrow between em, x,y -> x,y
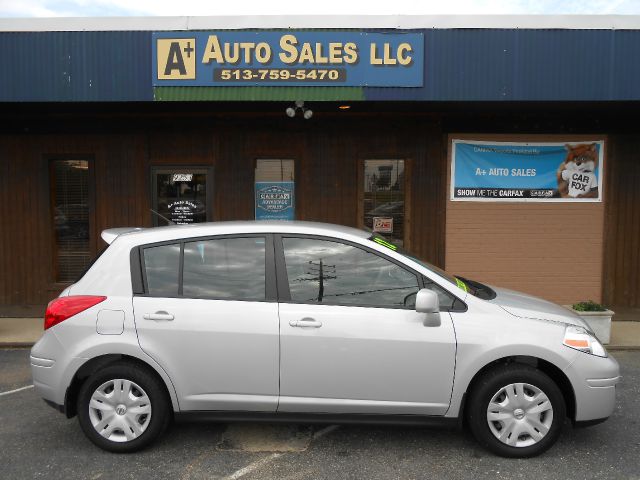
455,278 -> 468,292
373,237 -> 397,251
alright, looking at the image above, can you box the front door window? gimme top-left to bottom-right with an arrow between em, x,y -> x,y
282,237 -> 420,308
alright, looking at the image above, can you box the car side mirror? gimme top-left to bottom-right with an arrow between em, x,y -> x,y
416,288 -> 439,313
415,288 -> 441,327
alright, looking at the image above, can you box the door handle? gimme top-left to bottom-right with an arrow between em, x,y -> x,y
289,318 -> 322,328
143,311 -> 174,321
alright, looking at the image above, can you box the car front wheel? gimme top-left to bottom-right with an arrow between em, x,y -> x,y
77,362 -> 171,452
467,364 -> 566,458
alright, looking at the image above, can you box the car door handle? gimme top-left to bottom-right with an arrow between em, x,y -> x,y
143,311 -> 174,321
289,318 -> 322,328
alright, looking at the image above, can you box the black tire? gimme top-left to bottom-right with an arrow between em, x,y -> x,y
466,364 -> 566,458
77,362 -> 171,453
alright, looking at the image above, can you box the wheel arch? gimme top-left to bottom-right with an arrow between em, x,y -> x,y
459,355 -> 576,425
64,353 -> 179,418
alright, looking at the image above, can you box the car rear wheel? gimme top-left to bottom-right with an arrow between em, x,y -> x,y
77,362 -> 171,452
466,364 -> 566,458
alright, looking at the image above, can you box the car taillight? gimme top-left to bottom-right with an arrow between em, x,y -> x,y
44,295 -> 107,330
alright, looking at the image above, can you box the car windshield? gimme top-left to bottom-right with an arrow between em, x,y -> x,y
367,234 -> 495,298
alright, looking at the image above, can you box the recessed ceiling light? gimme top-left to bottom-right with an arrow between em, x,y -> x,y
338,105 -> 351,110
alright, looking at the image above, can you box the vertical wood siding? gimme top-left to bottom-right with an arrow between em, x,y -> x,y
603,135 -> 640,309
0,118 -> 446,314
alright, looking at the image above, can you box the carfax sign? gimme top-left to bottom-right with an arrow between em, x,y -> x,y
255,182 -> 295,220
451,140 -> 604,202
153,31 -> 423,87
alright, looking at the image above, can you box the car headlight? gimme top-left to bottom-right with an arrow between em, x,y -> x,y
563,325 -> 607,357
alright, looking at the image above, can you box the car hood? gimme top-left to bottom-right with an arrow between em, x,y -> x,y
488,286 -> 589,328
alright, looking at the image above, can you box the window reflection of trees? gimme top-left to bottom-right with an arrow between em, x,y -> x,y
283,238 -> 419,307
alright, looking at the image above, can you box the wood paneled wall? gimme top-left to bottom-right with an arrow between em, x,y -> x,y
0,134 -> 150,315
603,135 -> 640,309
0,117 -> 446,314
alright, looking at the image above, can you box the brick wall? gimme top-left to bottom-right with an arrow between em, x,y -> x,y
445,134 -> 605,305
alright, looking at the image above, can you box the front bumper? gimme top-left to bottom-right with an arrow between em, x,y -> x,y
564,351 -> 621,422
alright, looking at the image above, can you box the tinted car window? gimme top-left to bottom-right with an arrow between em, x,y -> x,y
183,237 -> 266,300
144,243 -> 180,296
282,237 -> 419,308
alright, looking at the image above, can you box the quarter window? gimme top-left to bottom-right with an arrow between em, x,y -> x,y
282,237 -> 420,308
183,237 -> 266,300
143,243 -> 181,296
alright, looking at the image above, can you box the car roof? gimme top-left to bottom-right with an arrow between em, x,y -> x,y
103,221 -> 371,246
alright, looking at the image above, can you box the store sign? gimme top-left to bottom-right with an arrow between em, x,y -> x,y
167,199 -> 200,224
255,182 -> 295,220
172,173 -> 193,182
373,217 -> 394,233
153,31 -> 423,87
451,140 -> 604,202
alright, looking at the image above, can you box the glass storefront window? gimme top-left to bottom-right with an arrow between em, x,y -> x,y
51,159 -> 91,283
363,159 -> 406,246
255,159 -> 295,221
152,168 -> 212,226
255,159 -> 295,182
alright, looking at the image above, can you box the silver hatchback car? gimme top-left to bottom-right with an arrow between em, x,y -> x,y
31,221 -> 620,457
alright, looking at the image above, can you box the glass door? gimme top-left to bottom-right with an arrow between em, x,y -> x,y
152,167 -> 213,226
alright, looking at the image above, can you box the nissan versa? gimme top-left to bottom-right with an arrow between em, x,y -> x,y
30,221 -> 620,457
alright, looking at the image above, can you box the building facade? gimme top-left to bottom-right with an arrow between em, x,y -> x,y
0,16 -> 639,316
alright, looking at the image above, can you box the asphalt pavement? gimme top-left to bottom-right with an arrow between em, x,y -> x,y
1,348 -> 639,480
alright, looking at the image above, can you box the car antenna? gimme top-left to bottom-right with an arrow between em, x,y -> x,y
150,209 -> 176,226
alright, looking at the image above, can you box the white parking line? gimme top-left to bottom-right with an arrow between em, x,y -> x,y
312,425 -> 340,440
222,425 -> 340,480
223,453 -> 282,480
0,385 -> 34,397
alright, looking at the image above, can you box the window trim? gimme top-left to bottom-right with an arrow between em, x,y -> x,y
133,233 -> 277,303
275,233 -> 447,311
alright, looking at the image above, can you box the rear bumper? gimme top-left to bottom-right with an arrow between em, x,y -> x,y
30,331 -> 85,408
574,417 -> 609,428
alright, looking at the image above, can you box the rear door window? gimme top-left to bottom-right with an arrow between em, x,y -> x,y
182,237 -> 266,300
141,236 -> 268,300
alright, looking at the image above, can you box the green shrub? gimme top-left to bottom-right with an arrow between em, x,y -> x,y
572,300 -> 607,312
